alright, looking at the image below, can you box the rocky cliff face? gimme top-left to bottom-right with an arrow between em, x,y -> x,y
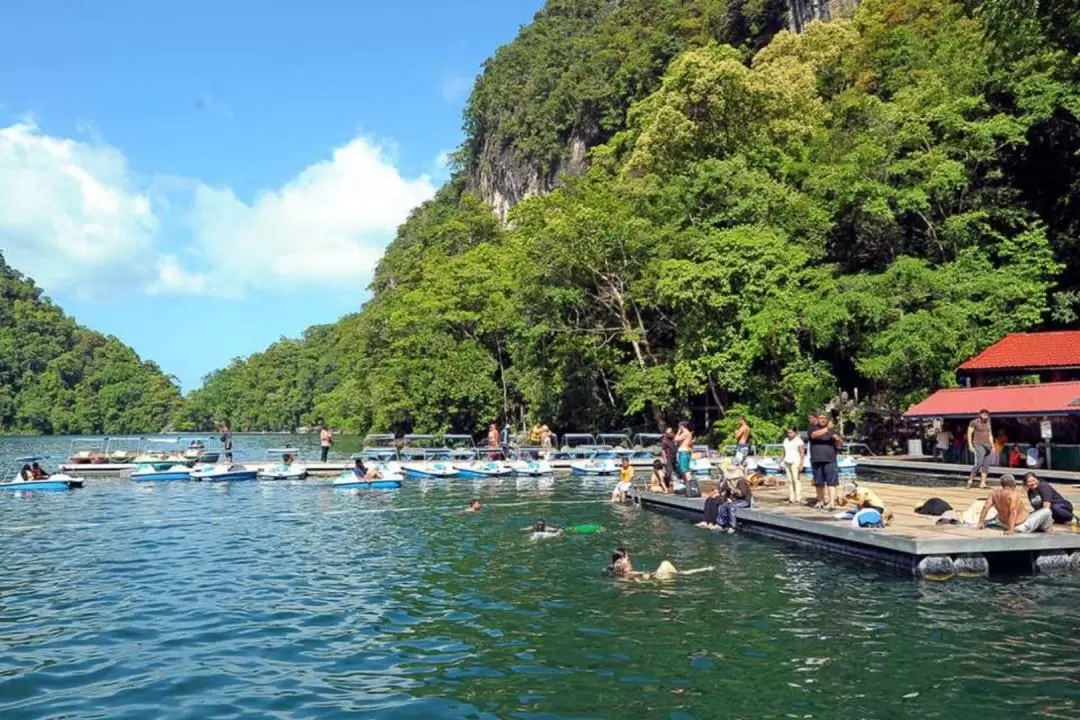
786,0 -> 861,32
465,0 -> 861,223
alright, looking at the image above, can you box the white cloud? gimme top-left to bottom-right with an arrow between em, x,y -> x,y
187,137 -> 436,292
0,121 -> 437,299
0,121 -> 160,299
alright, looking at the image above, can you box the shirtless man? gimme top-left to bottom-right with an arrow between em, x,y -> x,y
675,421 -> 694,482
734,416 -> 751,467
977,474 -> 1053,535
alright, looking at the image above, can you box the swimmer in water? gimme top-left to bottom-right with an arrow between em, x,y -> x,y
464,499 -> 481,512
523,518 -> 564,538
604,548 -> 713,580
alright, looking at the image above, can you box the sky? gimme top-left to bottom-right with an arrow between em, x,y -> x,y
0,0 -> 544,392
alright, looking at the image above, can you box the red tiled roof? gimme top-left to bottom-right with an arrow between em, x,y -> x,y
904,382 -> 1080,418
958,331 -> 1080,372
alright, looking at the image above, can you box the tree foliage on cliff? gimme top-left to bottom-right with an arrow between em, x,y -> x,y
0,255 -> 182,434
191,0 -> 1079,438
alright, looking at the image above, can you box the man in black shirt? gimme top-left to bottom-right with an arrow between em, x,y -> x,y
807,412 -> 842,510
661,426 -> 678,491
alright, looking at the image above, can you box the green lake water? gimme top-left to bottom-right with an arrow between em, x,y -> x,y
1,436 -> 1078,718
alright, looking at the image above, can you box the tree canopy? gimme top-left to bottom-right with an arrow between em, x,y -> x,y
0,254 -> 182,434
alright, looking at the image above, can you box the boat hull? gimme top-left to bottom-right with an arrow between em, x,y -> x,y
0,479 -> 83,491
454,462 -> 511,477
510,460 -> 554,476
332,479 -> 402,490
131,471 -> 191,482
402,463 -> 458,479
569,460 -> 619,476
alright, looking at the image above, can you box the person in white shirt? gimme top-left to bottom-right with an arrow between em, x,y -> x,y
934,426 -> 953,461
782,427 -> 806,504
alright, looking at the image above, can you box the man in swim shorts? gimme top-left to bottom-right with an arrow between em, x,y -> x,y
675,421 -> 694,481
807,412 -> 842,511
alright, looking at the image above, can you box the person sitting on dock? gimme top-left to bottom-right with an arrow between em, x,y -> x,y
696,484 -> 722,529
716,475 -> 752,534
1024,473 -> 1074,525
29,462 -> 48,479
605,548 -> 713,580
977,474 -> 1053,535
648,460 -> 666,493
838,482 -> 893,525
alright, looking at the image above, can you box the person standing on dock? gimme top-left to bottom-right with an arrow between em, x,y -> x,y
782,427 -> 805,504
219,419 -> 233,463
661,426 -> 678,489
675,421 -> 694,482
1024,473 -> 1074,525
808,412 -> 842,511
967,409 -> 993,490
934,425 -> 953,462
977,474 -> 1052,535
734,416 -> 751,467
319,422 -> 333,463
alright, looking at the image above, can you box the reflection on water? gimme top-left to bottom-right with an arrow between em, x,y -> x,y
0,437 -> 1079,718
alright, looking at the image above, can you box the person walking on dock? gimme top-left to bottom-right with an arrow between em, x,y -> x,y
734,416 -> 751,467
977,473 -> 1052,535
808,412 -> 842,511
967,409 -> 993,490
782,427 -> 805,504
319,422 -> 333,463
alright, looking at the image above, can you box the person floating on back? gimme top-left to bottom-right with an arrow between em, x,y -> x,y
604,548 -> 713,581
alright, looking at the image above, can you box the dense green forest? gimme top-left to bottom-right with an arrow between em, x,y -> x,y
175,0 -> 1079,437
0,255 -> 182,434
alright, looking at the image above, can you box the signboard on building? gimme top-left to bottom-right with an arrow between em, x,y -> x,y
1040,418 -> 1053,440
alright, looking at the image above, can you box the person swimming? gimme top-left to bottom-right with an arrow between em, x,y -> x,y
524,518 -> 564,539
605,548 -> 714,580
464,499 -> 482,513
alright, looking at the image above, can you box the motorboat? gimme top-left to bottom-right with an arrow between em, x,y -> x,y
402,460 -> 458,479
453,458 -> 512,477
569,458 -> 619,476
182,438 -> 221,465
257,448 -> 309,481
105,437 -> 141,464
333,460 -> 404,489
441,434 -> 479,461
134,437 -> 188,470
191,464 -> 258,482
67,438 -> 107,465
507,446 -> 554,476
2,456 -> 84,491
551,434 -> 597,461
597,434 -> 634,458
359,434 -> 401,462
131,463 -> 192,482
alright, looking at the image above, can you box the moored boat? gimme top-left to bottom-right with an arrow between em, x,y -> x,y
453,459 -> 511,477
402,461 -> 458,479
332,461 -> 403,490
256,448 -> 309,480
192,464 -> 258,482
130,463 -> 191,482
67,438 -> 108,465
569,458 -> 619,476
105,437 -> 141,465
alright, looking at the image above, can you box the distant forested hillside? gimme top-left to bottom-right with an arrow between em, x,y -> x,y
0,255 -> 182,434
182,0 -> 1080,438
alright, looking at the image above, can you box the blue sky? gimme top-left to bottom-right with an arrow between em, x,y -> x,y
0,0 -> 543,391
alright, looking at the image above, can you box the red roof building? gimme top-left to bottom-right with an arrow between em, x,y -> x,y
958,331 -> 1080,385
904,382 -> 1080,419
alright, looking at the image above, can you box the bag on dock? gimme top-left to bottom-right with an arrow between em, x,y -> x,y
683,476 -> 701,498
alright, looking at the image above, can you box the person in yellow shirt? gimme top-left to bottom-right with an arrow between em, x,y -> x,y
611,458 -> 634,502
838,482 -> 893,525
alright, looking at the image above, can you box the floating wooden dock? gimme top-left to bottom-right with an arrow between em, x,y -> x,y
633,481 -> 1080,577
859,456 -> 1080,483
